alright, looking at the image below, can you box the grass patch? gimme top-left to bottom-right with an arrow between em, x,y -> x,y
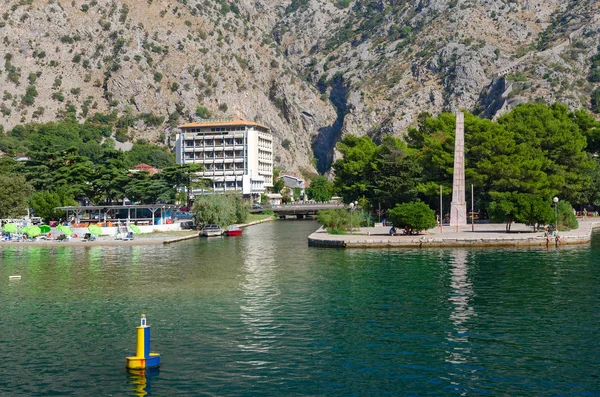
246,214 -> 273,223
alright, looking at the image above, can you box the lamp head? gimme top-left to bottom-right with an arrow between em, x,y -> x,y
553,197 -> 559,203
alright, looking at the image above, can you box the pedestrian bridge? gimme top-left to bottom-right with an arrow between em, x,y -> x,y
256,203 -> 345,218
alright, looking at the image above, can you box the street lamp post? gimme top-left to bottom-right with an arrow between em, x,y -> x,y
553,197 -> 559,231
349,201 -> 358,234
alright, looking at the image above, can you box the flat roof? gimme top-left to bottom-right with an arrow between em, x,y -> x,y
179,119 -> 270,130
56,204 -> 178,211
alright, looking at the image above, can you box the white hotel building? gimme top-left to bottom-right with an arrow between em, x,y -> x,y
176,118 -> 273,198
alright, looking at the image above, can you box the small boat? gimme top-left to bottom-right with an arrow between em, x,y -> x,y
199,224 -> 223,237
224,226 -> 242,236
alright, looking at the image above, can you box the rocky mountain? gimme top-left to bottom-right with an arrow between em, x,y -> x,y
1,0 -> 599,175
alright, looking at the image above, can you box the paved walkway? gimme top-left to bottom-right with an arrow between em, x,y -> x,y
308,219 -> 600,248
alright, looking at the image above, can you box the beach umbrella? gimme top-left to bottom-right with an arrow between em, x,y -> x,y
88,225 -> 102,236
27,226 -> 41,237
129,225 -> 141,234
60,226 -> 73,236
2,224 -> 17,233
39,225 -> 51,233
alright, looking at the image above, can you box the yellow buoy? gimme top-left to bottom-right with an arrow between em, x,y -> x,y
126,314 -> 160,370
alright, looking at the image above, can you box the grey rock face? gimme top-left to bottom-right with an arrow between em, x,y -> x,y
0,0 -> 598,174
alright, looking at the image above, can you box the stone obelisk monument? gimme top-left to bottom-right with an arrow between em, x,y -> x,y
450,112 -> 467,228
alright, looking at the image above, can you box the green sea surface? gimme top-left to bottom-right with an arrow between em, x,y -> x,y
1,221 -> 599,396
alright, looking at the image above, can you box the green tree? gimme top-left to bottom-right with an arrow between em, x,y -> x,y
0,174 -> 33,218
124,171 -> 174,204
489,192 -> 554,231
371,135 -> 422,209
514,194 -> 554,231
387,201 -> 436,235
307,175 -> 334,202
125,141 -> 175,168
25,148 -> 94,200
272,168 -> 285,193
160,163 -> 206,204
332,135 -> 378,203
229,193 -> 249,224
29,189 -> 77,222
407,105 -> 594,210
556,200 -> 578,231
89,149 -> 130,203
497,103 -> 592,202
488,192 -> 520,231
192,194 -> 237,227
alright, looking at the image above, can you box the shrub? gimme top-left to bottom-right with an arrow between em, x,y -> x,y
556,201 -> 578,231
317,208 -> 365,234
1,103 -> 11,116
317,208 -> 350,234
138,113 -> 164,126
22,85 -> 38,105
52,90 -> 64,102
388,201 -> 436,234
153,72 -> 163,82
115,128 -> 129,142
195,106 -> 210,118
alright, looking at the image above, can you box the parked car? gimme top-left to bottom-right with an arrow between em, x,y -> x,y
172,211 -> 194,221
252,204 -> 263,210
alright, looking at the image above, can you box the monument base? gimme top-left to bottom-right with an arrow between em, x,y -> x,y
450,201 -> 467,227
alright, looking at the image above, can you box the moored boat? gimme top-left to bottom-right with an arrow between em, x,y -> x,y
199,224 -> 223,237
224,226 -> 242,236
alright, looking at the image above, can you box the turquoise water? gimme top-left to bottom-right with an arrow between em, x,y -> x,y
1,221 -> 600,396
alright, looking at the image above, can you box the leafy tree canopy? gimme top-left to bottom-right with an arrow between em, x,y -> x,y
488,192 -> 554,231
125,140 -> 175,168
307,175 -> 334,202
0,174 -> 33,218
192,194 -> 248,227
29,189 -> 77,222
387,201 -> 436,234
333,134 -> 421,209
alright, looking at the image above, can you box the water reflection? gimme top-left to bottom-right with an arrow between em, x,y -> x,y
446,250 -> 476,365
126,368 -> 159,396
87,246 -> 103,273
238,224 -> 280,356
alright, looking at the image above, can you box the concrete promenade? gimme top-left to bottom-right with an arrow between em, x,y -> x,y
308,219 -> 600,248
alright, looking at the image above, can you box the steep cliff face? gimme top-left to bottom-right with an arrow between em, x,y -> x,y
0,0 -> 337,176
1,0 -> 599,174
276,0 -> 600,165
